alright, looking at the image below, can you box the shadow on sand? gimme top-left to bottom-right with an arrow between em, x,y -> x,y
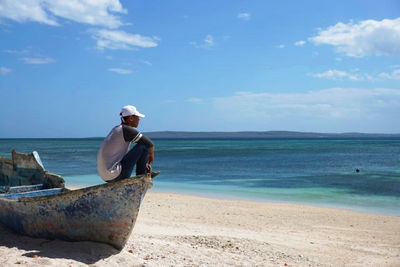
0,224 -> 121,264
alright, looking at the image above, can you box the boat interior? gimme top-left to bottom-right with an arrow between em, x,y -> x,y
0,184 -> 68,201
0,150 -> 67,201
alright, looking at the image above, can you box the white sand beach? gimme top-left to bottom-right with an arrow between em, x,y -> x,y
0,191 -> 399,266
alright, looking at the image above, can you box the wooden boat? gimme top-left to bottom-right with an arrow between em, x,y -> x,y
0,150 -> 153,250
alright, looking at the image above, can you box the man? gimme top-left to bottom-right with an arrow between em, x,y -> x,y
97,105 -> 156,182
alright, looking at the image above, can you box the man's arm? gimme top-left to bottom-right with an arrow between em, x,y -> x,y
137,135 -> 154,172
122,125 -> 155,167
122,125 -> 153,147
135,134 -> 154,150
147,145 -> 154,165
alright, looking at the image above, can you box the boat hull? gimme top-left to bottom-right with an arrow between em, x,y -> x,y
0,175 -> 152,250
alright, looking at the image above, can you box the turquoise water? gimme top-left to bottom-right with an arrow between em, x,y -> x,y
0,138 -> 399,215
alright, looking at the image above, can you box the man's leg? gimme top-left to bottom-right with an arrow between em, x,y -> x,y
118,143 -> 149,180
135,145 -> 149,175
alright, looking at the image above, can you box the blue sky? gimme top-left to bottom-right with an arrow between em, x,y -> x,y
0,0 -> 399,137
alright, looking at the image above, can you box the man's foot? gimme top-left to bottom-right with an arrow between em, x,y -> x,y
151,171 -> 160,178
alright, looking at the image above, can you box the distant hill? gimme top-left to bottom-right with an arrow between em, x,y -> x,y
144,131 -> 400,139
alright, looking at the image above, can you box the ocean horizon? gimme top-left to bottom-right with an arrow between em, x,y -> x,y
1,137 -> 399,216
1,130 -> 400,140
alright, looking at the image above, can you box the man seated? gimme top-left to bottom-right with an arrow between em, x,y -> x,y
97,105 -> 158,182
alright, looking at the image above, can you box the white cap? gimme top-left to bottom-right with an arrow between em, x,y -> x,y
120,105 -> 145,118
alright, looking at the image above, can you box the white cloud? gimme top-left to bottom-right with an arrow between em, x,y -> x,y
379,69 -> 400,80
0,0 -> 58,26
186,97 -> 203,104
237,13 -> 251,21
21,57 -> 55,64
212,88 -> 400,132
277,44 -> 285,49
191,34 -> 214,49
294,40 -> 306,46
141,60 -> 152,66
204,35 -> 214,47
108,68 -> 132,74
46,0 -> 126,28
0,66 -> 12,75
309,17 -> 400,57
0,1 -> 159,53
0,0 -> 126,28
91,29 -> 159,50
3,49 -> 29,54
309,70 -> 362,81
310,69 -> 400,81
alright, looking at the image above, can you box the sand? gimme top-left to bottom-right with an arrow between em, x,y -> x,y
0,191 -> 399,266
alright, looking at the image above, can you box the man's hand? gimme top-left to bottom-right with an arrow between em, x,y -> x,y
146,163 -> 152,173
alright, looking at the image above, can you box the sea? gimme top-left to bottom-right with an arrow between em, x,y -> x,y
0,138 -> 399,216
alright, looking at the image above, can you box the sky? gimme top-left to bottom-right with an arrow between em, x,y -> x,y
0,0 -> 399,138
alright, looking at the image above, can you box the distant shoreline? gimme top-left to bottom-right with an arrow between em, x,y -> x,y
1,130 -> 400,139
145,131 -> 400,139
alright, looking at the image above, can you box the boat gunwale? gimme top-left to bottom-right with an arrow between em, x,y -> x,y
0,174 -> 153,203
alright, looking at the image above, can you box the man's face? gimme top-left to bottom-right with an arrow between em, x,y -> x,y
127,115 -> 140,127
